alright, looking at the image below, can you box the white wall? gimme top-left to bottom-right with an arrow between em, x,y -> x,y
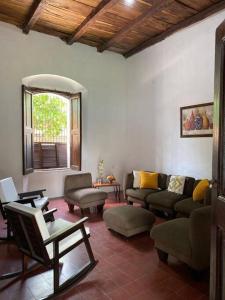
1,10 -> 225,197
0,22 -> 127,197
126,10 -> 225,179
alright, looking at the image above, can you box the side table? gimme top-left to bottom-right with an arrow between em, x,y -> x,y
93,182 -> 121,201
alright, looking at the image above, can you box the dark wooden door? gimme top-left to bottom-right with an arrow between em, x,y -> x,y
22,85 -> 34,174
210,20 -> 225,300
70,93 -> 81,170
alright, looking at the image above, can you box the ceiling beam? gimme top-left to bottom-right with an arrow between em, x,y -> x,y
124,1 -> 225,58
23,0 -> 46,34
97,0 -> 174,53
67,0 -> 119,45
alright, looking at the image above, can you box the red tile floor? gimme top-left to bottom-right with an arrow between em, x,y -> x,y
0,194 -> 209,300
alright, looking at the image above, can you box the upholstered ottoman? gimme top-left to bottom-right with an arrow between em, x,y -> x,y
103,206 -> 155,237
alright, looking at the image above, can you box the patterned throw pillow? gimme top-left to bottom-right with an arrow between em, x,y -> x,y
168,175 -> 185,195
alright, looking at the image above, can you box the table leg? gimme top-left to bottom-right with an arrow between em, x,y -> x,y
118,185 -> 120,201
113,186 -> 117,200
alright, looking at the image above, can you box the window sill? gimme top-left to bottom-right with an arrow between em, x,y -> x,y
34,168 -> 71,172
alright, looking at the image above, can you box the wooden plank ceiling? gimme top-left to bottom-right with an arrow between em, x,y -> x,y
0,0 -> 225,57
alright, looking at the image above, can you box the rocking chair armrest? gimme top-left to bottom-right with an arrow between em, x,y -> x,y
43,208 -> 57,221
18,189 -> 46,199
16,198 -> 36,207
2,197 -> 37,207
44,217 -> 89,246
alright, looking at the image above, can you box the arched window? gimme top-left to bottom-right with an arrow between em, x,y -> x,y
22,86 -> 81,174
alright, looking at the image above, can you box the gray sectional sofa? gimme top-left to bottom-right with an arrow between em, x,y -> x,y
124,172 -> 209,218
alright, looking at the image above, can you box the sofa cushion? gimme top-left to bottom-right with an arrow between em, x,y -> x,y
175,198 -> 204,217
150,218 -> 191,259
140,172 -> 158,189
193,179 -> 209,202
126,188 -> 158,201
103,206 -> 155,237
66,188 -> 107,204
147,190 -> 183,208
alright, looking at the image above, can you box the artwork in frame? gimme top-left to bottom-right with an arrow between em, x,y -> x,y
180,102 -> 213,137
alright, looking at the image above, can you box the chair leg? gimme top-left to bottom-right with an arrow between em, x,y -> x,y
81,226 -> 95,263
53,243 -> 60,293
97,204 -> 104,213
157,249 -> 168,263
54,262 -> 60,293
68,203 -> 74,213
0,253 -> 24,280
190,268 -> 204,281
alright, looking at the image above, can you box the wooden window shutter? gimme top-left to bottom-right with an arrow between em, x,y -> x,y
22,85 -> 34,174
70,94 -> 81,170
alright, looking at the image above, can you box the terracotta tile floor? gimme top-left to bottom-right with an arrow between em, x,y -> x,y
0,195 -> 209,300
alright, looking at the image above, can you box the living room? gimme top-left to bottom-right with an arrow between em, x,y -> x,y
0,0 -> 225,299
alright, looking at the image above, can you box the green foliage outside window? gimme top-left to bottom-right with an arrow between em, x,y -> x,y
33,94 -> 67,139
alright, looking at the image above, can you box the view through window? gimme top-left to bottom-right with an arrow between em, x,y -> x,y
33,93 -> 70,169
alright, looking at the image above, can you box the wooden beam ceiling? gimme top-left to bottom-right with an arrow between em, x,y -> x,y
97,0 -> 174,53
67,0 -> 119,45
124,0 -> 225,58
0,0 -> 225,57
23,0 -> 46,34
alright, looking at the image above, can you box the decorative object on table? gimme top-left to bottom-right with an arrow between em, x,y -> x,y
180,102 -> 213,137
93,181 -> 121,201
97,159 -> 104,183
64,173 -> 107,216
106,175 -> 115,183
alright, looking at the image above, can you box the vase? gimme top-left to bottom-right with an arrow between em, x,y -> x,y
202,110 -> 209,129
189,111 -> 195,130
194,112 -> 203,130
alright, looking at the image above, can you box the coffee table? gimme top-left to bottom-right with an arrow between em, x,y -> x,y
93,182 -> 121,201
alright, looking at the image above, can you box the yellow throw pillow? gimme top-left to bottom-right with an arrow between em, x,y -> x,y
140,172 -> 158,189
193,179 -> 209,202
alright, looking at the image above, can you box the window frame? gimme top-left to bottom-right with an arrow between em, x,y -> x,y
22,85 -> 82,174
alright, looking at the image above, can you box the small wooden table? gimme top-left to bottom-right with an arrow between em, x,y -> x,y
93,182 -> 121,201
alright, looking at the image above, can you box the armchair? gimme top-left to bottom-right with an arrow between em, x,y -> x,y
64,173 -> 107,216
1,202 -> 97,298
0,177 -> 50,239
150,206 -> 211,272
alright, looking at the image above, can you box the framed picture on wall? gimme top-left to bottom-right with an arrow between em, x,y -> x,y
180,102 -> 213,137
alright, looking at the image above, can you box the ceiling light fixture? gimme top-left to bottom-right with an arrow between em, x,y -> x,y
124,0 -> 135,6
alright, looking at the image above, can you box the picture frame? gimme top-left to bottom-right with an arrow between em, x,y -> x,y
180,102 -> 213,138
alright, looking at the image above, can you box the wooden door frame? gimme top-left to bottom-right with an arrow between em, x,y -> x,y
210,19 -> 225,300
22,86 -> 82,172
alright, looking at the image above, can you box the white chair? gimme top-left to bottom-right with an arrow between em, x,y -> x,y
0,177 -> 49,239
1,202 -> 97,298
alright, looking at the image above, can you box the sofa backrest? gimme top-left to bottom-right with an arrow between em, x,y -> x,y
125,171 -> 167,190
183,177 -> 195,197
64,173 -> 92,194
158,173 -> 167,190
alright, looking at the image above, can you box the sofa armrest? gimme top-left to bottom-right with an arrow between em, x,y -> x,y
189,206 -> 211,269
124,173 -> 133,193
203,187 -> 212,206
